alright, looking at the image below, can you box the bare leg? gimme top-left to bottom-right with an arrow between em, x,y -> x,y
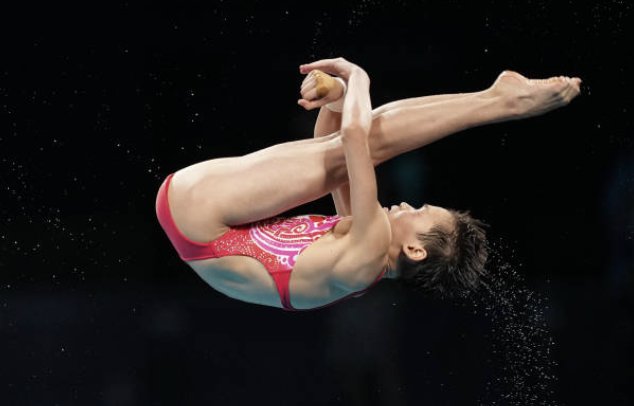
172,92 -> 509,240
313,90 -> 488,161
369,91 -> 503,164
371,92 -> 474,116
171,72 -> 580,241
314,91 -> 477,137
314,91 -> 484,215
368,70 -> 582,164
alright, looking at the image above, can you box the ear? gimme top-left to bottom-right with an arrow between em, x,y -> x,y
403,242 -> 427,262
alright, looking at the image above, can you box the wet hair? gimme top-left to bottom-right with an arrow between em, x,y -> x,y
398,210 -> 489,297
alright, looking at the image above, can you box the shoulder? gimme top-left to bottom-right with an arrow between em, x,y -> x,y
294,214 -> 389,291
330,210 -> 391,291
346,209 -> 392,253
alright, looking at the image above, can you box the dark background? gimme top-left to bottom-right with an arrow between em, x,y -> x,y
1,0 -> 632,405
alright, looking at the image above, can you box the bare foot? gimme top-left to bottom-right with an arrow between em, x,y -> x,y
488,70 -> 582,119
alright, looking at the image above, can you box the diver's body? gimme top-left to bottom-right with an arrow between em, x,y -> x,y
156,57 -> 581,310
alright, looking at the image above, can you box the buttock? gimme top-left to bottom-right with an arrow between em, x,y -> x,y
166,168 -> 231,243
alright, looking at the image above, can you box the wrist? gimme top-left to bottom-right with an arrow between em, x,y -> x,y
326,77 -> 347,113
349,66 -> 370,84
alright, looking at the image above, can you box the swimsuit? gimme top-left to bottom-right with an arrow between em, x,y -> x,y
155,173 -> 385,311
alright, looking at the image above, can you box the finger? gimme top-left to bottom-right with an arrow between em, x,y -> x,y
300,76 -> 310,87
297,98 -> 323,111
301,70 -> 318,86
300,76 -> 316,94
300,59 -> 339,76
300,80 -> 314,95
300,60 -> 333,73
301,88 -> 320,102
299,96 -> 331,110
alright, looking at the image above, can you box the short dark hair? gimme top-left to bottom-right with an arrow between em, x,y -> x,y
398,210 -> 489,297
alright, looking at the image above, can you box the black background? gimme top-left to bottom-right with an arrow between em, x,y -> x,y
1,0 -> 632,405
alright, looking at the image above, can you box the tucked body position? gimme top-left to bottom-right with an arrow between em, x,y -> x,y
155,57 -> 581,311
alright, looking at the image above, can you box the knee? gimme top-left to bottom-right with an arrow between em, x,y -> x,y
368,114 -> 388,165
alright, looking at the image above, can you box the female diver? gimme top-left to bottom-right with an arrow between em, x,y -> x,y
155,57 -> 581,311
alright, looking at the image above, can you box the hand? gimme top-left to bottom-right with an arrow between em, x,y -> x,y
298,70 -> 345,111
297,57 -> 368,111
299,57 -> 362,80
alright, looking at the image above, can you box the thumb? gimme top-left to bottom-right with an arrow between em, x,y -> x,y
298,98 -> 326,111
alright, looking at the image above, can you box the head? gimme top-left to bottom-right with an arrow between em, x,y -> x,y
386,203 -> 489,297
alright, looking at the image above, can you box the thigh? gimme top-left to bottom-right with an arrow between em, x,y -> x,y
169,134 -> 347,241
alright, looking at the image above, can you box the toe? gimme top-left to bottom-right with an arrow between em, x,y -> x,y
563,84 -> 579,103
551,79 -> 568,94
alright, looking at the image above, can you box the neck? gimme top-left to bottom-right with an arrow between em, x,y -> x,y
382,225 -> 403,280
383,254 -> 401,280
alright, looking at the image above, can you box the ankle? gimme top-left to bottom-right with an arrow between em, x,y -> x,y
477,88 -> 522,120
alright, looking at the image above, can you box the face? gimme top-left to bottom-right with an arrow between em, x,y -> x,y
383,202 -> 454,244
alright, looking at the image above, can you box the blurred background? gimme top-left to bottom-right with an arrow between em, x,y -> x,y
1,0 -> 632,404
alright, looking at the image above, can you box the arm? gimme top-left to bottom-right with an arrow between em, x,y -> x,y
338,67 -> 381,237
298,72 -> 351,216
299,59 -> 388,242
299,58 -> 390,289
316,108 -> 352,216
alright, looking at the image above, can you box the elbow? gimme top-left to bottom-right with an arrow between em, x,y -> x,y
350,66 -> 370,85
341,122 -> 365,134
341,122 -> 370,140
341,104 -> 372,136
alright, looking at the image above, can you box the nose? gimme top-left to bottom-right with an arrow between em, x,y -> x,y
401,202 -> 418,211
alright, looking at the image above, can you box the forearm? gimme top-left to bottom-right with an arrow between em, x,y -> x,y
341,69 -> 378,231
342,68 -> 372,134
318,68 -> 373,217
314,106 -> 342,138
314,103 -> 351,215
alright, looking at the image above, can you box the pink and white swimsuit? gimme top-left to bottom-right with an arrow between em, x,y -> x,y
155,173 -> 385,311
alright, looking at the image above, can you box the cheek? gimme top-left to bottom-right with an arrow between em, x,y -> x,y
390,213 -> 405,232
415,217 -> 435,234
393,212 -> 416,232
393,211 -> 410,225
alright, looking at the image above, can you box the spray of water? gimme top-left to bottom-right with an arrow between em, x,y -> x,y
468,239 -> 559,405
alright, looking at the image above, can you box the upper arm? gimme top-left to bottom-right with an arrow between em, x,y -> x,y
335,127 -> 391,287
330,183 -> 351,217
